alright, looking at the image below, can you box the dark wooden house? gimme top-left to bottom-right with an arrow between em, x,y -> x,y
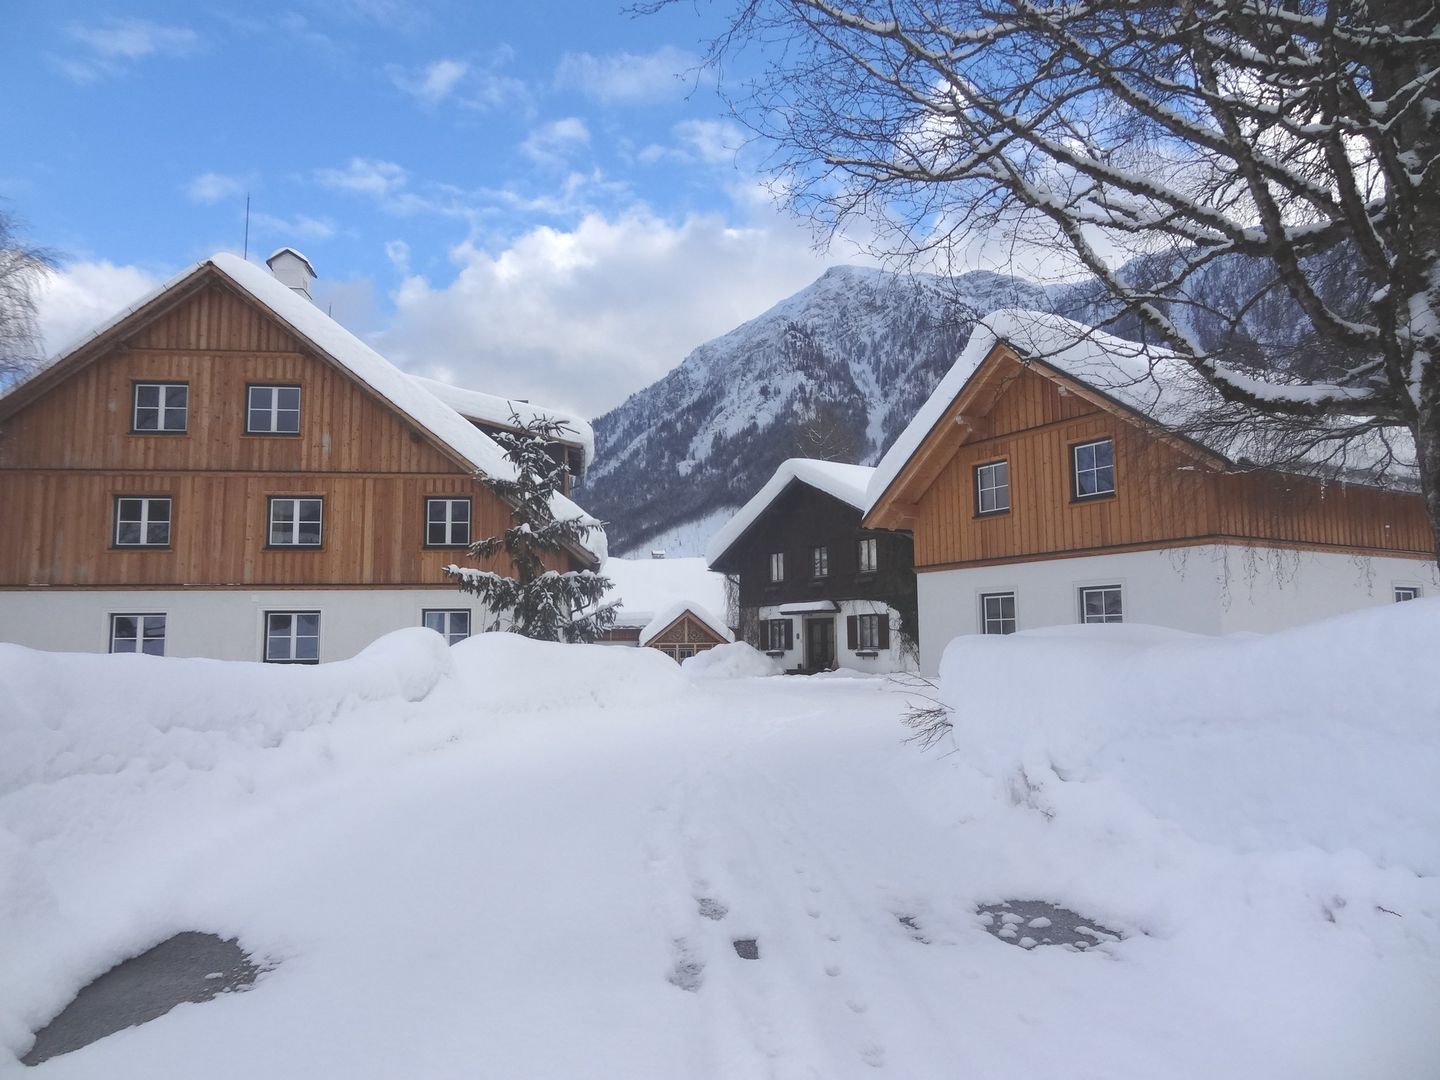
706,459 -> 917,673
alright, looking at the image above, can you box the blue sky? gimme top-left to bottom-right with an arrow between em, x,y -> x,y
6,0 -> 878,417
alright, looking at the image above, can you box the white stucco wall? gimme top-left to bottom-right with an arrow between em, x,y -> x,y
0,589 -> 496,663
916,545 -> 1438,673
756,599 -> 916,674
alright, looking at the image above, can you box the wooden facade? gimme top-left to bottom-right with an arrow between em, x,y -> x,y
645,610 -> 728,662
867,345 -> 1433,571
0,272 -> 585,593
710,478 -> 917,671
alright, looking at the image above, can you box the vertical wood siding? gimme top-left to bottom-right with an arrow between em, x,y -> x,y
909,356 -> 1431,569
0,280 -> 576,586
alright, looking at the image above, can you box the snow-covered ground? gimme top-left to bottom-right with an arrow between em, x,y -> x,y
2,604 -> 1438,1078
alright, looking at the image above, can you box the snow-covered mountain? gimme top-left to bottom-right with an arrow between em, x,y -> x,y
580,266 -> 1056,554
578,259 -> 1327,556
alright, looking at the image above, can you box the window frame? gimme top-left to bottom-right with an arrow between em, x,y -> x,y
1394,585 -> 1423,602
811,545 -> 830,579
267,496 -> 325,548
856,613 -> 883,650
109,613 -> 167,656
979,591 -> 1017,635
245,384 -> 303,436
131,381 -> 189,434
857,536 -> 878,574
974,459 -> 1011,517
424,497 -> 473,549
768,551 -> 785,583
763,618 -> 791,652
1071,437 -> 1117,502
1078,584 -> 1125,624
423,608 -> 472,645
264,610 -> 321,664
112,495 -> 173,548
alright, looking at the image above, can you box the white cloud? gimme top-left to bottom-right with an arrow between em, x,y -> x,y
373,209 -> 845,418
250,212 -> 338,242
314,158 -> 410,198
34,260 -> 164,358
385,240 -> 411,274
389,58 -> 468,106
554,45 -> 699,105
56,19 -> 201,82
639,119 -> 747,166
520,118 -> 591,168
185,172 -> 249,205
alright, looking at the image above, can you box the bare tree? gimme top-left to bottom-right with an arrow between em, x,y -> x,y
0,208 -> 55,386
654,0 -> 1440,562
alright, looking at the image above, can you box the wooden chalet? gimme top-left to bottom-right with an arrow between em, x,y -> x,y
863,310 -> 1435,672
706,459 -> 917,674
0,250 -> 604,663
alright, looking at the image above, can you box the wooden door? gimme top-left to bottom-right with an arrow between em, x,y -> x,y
804,617 -> 836,672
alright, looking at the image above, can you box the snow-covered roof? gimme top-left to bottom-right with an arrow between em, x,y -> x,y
602,557 -> 728,630
3,252 -> 605,564
266,247 -> 316,277
638,600 -> 734,647
866,309 -> 1419,513
408,375 -> 596,468
706,459 -> 875,567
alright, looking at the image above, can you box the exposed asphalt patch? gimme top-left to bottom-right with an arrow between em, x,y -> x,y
22,932 -> 263,1066
732,938 -> 760,960
977,900 -> 1124,951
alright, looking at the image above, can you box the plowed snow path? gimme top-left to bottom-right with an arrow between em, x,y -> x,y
8,666 -> 1436,1079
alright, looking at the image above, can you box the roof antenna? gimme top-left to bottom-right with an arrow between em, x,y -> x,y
243,194 -> 251,260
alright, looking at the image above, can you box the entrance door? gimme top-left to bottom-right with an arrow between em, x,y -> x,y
804,617 -> 836,672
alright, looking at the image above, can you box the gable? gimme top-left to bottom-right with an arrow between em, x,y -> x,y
0,280 -> 464,476
710,480 -> 864,573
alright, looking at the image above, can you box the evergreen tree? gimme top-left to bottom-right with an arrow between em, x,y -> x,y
445,414 -> 616,642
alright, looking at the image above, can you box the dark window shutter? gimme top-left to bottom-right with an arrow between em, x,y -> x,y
784,620 -> 794,650
878,617 -> 890,649
846,615 -> 858,650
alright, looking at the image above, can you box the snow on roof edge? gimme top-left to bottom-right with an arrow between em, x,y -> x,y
408,375 -> 596,468
638,600 -> 735,646
706,458 -> 875,567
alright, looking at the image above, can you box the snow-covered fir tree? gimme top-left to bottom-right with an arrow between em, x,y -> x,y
445,414 -> 616,643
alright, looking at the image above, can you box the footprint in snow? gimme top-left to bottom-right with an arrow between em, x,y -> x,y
667,939 -> 704,992
696,897 -> 728,921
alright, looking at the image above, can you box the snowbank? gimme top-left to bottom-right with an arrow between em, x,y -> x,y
682,642 -> 782,679
938,599 -> 1440,872
0,629 -> 453,795
448,632 -> 687,709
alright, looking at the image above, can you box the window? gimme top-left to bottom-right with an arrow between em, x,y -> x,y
1079,585 -> 1124,624
268,497 -> 323,547
424,609 -> 472,645
265,611 -> 320,664
857,537 -> 878,573
132,383 -> 188,433
247,385 -> 301,434
811,545 -> 830,578
110,614 -> 166,655
425,498 -> 472,547
980,592 -> 1017,635
856,613 -> 883,650
764,618 -> 792,652
769,552 -> 785,583
1072,438 -> 1116,500
975,460 -> 1010,515
114,496 -> 172,547
1394,585 -> 1422,602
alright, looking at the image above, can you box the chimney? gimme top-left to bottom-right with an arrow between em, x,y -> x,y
266,247 -> 316,300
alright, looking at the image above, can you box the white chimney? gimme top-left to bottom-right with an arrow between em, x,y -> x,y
266,247 -> 317,300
